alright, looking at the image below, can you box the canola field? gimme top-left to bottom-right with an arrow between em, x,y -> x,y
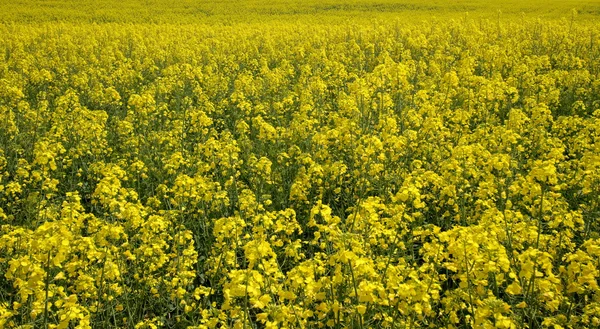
1,1 -> 600,328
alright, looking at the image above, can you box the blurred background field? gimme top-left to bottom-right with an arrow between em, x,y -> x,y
1,0 -> 600,24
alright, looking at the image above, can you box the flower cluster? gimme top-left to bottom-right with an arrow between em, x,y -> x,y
1,4 -> 600,329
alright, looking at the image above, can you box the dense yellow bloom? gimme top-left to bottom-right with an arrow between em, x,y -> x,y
1,1 -> 600,328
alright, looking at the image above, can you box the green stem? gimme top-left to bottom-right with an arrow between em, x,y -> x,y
43,250 -> 51,329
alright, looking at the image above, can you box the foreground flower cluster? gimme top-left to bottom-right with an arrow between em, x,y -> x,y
1,13 -> 600,329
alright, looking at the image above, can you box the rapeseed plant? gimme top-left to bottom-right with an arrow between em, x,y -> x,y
1,1 -> 600,328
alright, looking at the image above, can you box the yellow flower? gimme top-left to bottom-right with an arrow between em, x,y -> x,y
505,281 -> 522,295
